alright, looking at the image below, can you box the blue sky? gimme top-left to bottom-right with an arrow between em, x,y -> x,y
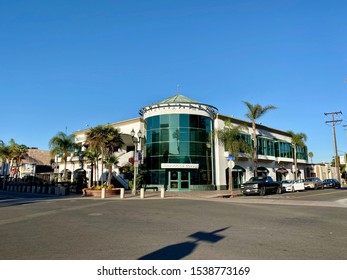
1,0 -> 346,163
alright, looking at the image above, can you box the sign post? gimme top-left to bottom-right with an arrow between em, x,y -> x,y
227,154 -> 236,197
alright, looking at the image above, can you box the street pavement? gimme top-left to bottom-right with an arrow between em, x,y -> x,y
1,188 -> 347,260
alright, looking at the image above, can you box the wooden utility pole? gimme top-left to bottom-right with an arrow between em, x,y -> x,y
325,111 -> 342,182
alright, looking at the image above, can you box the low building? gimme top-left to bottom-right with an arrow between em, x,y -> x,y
56,94 -> 309,191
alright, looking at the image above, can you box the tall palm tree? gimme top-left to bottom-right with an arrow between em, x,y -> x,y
9,139 -> 28,178
86,125 -> 124,185
287,131 -> 307,180
0,140 -> 10,188
216,120 -> 251,194
83,147 -> 101,187
49,132 -> 76,181
243,101 -> 277,176
104,155 -> 119,186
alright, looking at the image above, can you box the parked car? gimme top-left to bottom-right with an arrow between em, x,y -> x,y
281,179 -> 306,192
241,176 -> 281,196
323,179 -> 341,188
304,177 -> 323,190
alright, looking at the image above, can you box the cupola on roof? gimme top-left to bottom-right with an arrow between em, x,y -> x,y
139,94 -> 218,117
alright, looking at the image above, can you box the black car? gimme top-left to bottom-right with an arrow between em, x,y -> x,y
323,179 -> 341,188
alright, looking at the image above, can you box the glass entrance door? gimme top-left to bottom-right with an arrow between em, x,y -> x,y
169,170 -> 190,191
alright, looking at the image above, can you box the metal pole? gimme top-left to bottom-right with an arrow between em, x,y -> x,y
132,142 -> 137,195
332,122 -> 341,182
325,111 -> 342,182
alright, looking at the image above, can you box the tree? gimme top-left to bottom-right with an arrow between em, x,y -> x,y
308,151 -> 314,164
83,146 -> 101,186
0,140 -> 11,188
86,125 -> 124,185
215,120 -> 251,194
9,139 -> 28,178
104,155 -> 119,186
49,132 -> 76,181
287,131 -> 307,180
243,101 -> 277,176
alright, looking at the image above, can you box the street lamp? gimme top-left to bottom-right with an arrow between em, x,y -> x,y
131,128 -> 142,195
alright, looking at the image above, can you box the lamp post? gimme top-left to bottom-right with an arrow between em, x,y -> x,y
131,128 -> 142,195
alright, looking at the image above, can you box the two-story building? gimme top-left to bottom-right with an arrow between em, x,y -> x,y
56,94 -> 309,191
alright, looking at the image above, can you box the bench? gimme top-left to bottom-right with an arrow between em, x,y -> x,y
144,186 -> 158,192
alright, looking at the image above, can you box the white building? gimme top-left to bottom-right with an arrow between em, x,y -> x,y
55,94 -> 309,191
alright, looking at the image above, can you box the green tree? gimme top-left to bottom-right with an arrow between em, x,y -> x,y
104,155 -> 119,186
0,140 -> 10,182
49,132 -> 76,181
86,125 -> 124,185
287,131 -> 307,180
83,146 -> 101,186
216,120 -> 251,194
9,139 -> 28,178
243,101 -> 277,176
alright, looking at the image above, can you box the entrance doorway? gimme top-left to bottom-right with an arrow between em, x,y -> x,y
169,170 -> 190,191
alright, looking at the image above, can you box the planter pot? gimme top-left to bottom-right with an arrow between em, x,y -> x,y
83,188 -> 121,197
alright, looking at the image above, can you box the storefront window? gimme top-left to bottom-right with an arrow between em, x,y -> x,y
146,114 -> 213,185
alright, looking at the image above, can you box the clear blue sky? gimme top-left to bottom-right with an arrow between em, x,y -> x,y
1,0 -> 346,163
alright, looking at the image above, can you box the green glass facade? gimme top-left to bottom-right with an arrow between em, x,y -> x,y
145,114 -> 213,188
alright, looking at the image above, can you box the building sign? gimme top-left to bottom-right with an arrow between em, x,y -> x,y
161,163 -> 199,169
20,164 -> 36,176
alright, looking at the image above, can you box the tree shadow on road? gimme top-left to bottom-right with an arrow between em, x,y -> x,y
138,227 -> 229,260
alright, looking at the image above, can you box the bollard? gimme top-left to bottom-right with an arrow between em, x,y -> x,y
140,188 -> 145,199
161,187 -> 165,198
101,188 -> 106,199
120,188 -> 125,199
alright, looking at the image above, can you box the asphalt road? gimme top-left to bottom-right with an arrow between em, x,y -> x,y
0,189 -> 347,260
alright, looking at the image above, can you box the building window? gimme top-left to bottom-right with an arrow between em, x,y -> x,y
145,114 -> 213,185
275,141 -> 293,158
257,137 -> 275,156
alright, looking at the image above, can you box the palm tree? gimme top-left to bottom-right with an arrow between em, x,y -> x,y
308,151 -> 314,164
86,125 -> 124,185
0,140 -> 10,188
49,132 -> 76,181
104,155 -> 119,186
216,120 -> 251,194
9,139 -> 28,178
83,147 -> 101,187
243,101 -> 277,176
287,131 -> 307,180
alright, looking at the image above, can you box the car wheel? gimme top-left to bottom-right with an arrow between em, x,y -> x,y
259,187 -> 266,196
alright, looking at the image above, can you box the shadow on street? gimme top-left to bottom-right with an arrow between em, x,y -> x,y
138,227 -> 229,260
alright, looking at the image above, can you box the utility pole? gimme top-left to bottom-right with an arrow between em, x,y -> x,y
325,111 -> 342,182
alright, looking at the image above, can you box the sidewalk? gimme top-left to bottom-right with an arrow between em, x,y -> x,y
89,188 -> 243,200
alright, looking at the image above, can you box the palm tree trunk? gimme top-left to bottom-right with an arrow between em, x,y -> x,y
101,150 -> 105,185
252,122 -> 258,176
108,166 -> 112,186
293,145 -> 298,180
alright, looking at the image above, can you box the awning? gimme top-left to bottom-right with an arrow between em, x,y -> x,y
257,166 -> 269,174
276,167 -> 288,174
233,165 -> 246,172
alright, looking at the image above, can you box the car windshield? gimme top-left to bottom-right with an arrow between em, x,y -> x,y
282,180 -> 293,184
247,177 -> 264,183
306,178 -> 317,182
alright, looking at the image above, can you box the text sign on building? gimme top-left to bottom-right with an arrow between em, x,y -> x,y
161,163 -> 199,169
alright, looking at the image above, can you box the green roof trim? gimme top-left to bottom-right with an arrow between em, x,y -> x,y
156,94 -> 199,105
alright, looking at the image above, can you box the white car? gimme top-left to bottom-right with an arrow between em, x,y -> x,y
281,179 -> 305,192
